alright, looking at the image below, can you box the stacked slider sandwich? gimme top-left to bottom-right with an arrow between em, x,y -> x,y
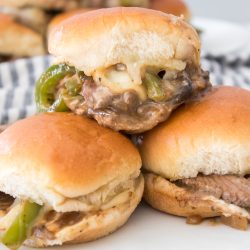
0,113 -> 144,248
140,86 -> 250,230
36,7 -> 210,133
0,7 -> 212,249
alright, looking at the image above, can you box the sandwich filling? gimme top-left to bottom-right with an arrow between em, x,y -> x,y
0,174 -> 142,249
176,175 -> 250,208
35,63 -> 210,133
147,173 -> 250,230
176,174 -> 250,230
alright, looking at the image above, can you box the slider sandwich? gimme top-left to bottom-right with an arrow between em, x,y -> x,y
36,7 -> 210,133
0,113 -> 144,248
151,0 -> 191,21
0,13 -> 45,61
0,0 -> 80,10
0,0 -> 81,61
140,86 -> 250,230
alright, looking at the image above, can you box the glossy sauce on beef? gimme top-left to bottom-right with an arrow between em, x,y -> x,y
64,68 -> 210,133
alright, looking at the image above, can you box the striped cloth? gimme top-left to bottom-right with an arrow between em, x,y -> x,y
0,56 -> 52,125
0,55 -> 250,125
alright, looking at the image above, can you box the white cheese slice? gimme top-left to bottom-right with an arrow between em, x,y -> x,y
93,69 -> 147,100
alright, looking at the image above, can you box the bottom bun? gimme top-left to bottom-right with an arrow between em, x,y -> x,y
25,174 -> 144,247
144,173 -> 250,229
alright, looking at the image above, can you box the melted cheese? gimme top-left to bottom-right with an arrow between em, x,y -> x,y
93,68 -> 147,100
92,60 -> 187,101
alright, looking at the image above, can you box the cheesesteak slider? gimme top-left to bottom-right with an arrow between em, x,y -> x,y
0,0 -> 81,61
140,86 -> 250,230
36,7 -> 210,133
0,0 -> 79,10
0,13 -> 45,61
151,0 -> 191,20
0,113 -> 144,248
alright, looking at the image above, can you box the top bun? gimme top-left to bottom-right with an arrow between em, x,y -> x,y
151,0 -> 191,20
139,86 -> 250,180
0,113 -> 141,211
49,7 -> 200,81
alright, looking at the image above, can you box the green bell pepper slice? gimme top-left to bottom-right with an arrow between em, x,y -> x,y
1,201 -> 42,250
35,63 -> 77,112
144,72 -> 166,101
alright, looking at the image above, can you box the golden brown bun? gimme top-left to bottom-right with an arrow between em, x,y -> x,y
48,8 -> 95,35
140,86 -> 250,180
144,173 -> 250,221
0,113 -> 142,211
0,13 -> 45,57
25,174 -> 144,247
150,0 -> 191,21
49,7 -> 200,79
0,0 -> 79,10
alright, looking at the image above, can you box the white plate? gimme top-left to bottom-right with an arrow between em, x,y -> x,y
20,203 -> 250,250
191,17 -> 250,57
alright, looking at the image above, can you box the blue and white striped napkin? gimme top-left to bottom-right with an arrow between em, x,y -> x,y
0,56 -> 52,125
0,55 -> 250,125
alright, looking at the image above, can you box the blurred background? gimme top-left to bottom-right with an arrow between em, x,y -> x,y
186,0 -> 250,23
